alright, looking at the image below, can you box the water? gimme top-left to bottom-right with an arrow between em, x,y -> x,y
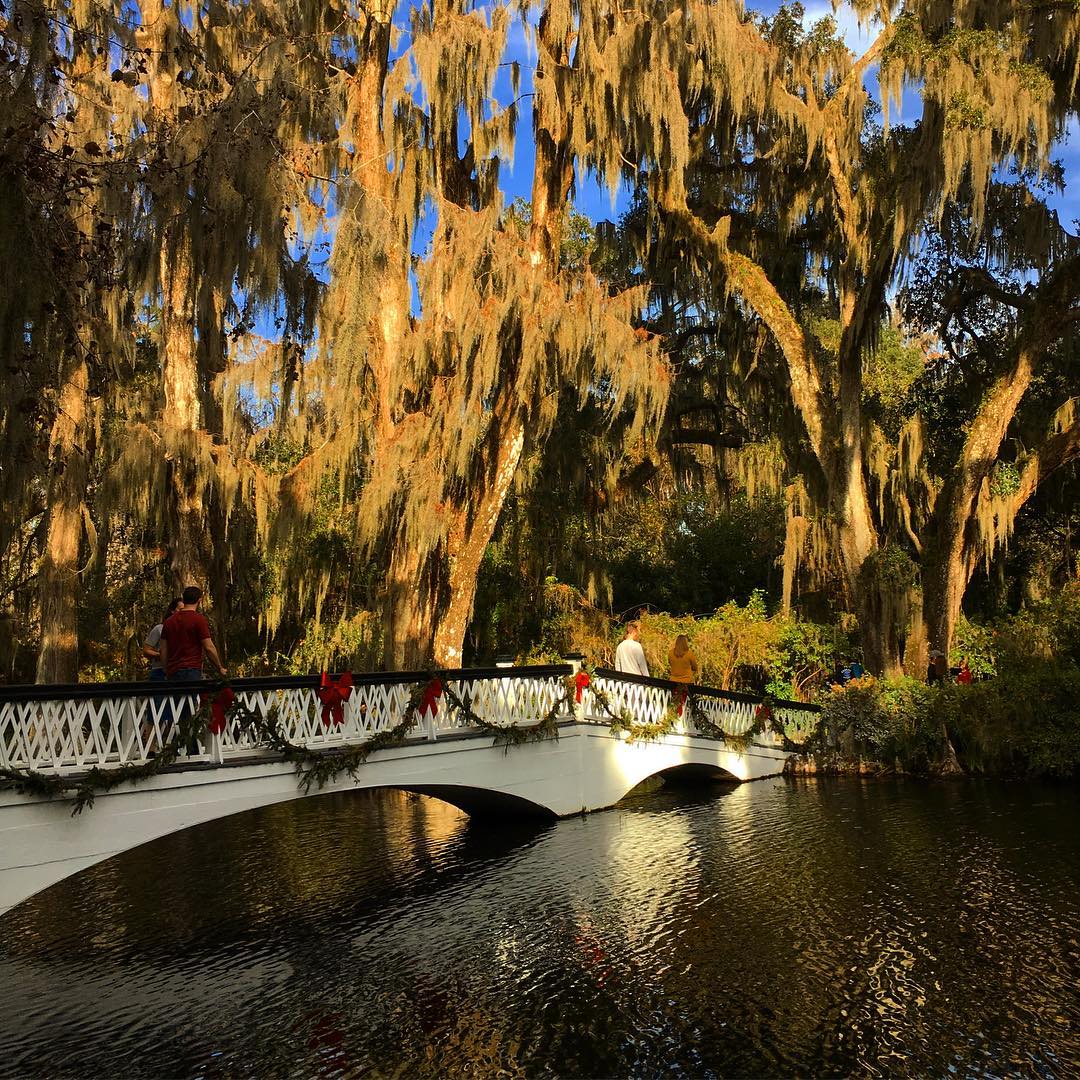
1,777 -> 1078,1078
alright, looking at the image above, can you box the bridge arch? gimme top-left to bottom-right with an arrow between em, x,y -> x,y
1,666 -> 810,915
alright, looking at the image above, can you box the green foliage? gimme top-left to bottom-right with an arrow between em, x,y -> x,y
942,659 -> 1080,778
989,461 -> 1021,498
531,581 -> 840,700
863,325 -> 926,436
949,616 -> 997,677
767,619 -> 850,701
282,614 -> 382,676
858,546 -> 919,594
502,198 -> 596,273
606,494 -> 785,616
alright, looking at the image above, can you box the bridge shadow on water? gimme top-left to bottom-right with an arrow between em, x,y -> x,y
617,763 -> 741,813
454,812 -> 558,864
396,783 -> 557,820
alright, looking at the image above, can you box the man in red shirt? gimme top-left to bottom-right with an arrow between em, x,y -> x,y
160,586 -> 227,755
160,586 -> 227,682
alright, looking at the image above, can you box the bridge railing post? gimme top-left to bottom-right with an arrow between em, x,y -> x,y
562,653 -> 585,723
425,694 -> 437,742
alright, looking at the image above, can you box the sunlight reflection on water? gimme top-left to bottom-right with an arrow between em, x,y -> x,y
0,777 -> 1077,1078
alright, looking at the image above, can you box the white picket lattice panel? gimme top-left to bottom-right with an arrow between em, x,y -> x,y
690,692 -> 759,737
585,677 -> 686,733
774,703 -> 820,745
0,671 -> 573,777
0,668 -> 817,778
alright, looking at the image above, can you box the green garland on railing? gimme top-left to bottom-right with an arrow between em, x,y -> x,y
717,697 -> 775,752
0,695 -> 213,815
230,679 -> 434,793
681,692 -> 724,740
659,688 -> 758,748
0,673 -> 572,811
581,668 -> 677,743
440,681 -> 565,752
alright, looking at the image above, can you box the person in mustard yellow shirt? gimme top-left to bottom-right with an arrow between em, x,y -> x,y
668,634 -> 699,684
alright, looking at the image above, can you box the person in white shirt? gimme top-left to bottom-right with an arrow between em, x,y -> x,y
614,619 -> 650,677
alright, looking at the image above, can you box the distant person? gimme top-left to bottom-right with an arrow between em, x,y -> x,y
850,658 -> 864,680
160,586 -> 227,681
927,648 -> 942,685
614,620 -> 650,677
143,598 -> 182,682
668,634 -> 699,684
831,661 -> 845,687
840,661 -> 853,685
957,658 -> 973,685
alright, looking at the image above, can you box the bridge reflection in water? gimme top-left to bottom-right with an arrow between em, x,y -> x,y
0,662 -> 819,914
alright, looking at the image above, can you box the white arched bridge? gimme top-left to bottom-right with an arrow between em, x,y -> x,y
0,660 -> 819,915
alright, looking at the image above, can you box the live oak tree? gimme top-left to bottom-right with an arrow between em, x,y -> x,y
299,0 -> 683,668
3,0 -> 334,678
623,0 -> 1080,674
1,0 -> 136,681
4,0 -> 1080,683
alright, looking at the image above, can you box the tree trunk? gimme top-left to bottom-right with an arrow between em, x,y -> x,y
139,0 -> 210,592
433,417 -> 527,666
426,5 -> 571,665
923,344 -> 1036,662
36,356 -> 89,683
381,544 -> 442,670
160,231 -> 211,590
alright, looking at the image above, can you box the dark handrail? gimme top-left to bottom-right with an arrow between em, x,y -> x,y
593,667 -> 821,713
0,664 -> 574,704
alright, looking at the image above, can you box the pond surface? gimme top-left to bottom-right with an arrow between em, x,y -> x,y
1,776 -> 1078,1078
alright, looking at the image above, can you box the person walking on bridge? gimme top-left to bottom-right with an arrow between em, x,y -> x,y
160,586 -> 227,682
160,586 -> 227,755
668,634 -> 699,685
143,597 -> 182,683
615,620 -> 650,677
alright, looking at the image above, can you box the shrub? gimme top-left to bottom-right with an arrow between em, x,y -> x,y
943,657 -> 1080,777
768,619 -> 849,701
819,677 -> 889,757
685,592 -> 779,691
878,676 -> 947,771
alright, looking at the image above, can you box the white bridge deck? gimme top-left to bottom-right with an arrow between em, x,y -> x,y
0,663 -> 819,915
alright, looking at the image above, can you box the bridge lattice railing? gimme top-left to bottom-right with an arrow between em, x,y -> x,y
0,667 -> 572,776
585,669 -> 820,745
0,665 -> 820,777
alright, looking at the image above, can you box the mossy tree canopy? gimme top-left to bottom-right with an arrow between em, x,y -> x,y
1,0 -> 1078,678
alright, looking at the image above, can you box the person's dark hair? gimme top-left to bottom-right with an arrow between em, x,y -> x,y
181,585 -> 203,606
163,597 -> 182,623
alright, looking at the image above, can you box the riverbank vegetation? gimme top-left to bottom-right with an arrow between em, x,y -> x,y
2,1 -> 1079,774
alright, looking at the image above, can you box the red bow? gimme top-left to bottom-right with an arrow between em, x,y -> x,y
677,688 -> 688,717
201,686 -> 235,735
318,671 -> 354,729
574,670 -> 590,703
755,703 -> 772,725
420,676 -> 443,718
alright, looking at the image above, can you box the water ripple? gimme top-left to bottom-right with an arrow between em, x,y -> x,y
1,780 -> 1078,1077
